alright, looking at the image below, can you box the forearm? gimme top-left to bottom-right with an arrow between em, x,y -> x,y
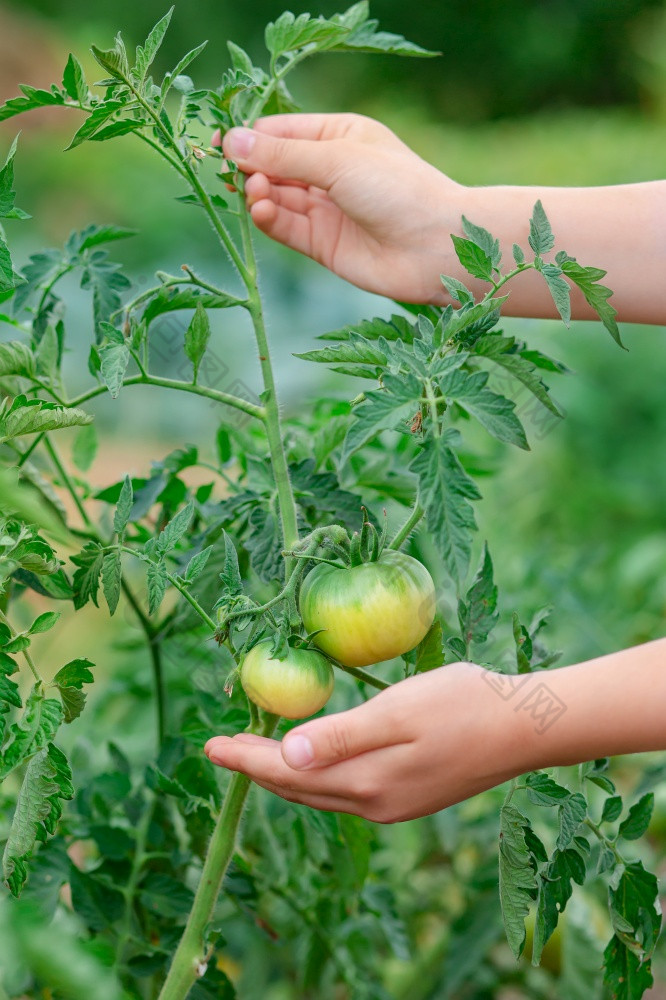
520,636 -> 666,770
440,180 -> 666,326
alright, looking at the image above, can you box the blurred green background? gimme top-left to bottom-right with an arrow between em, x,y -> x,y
0,0 -> 664,668
1,2 -> 665,995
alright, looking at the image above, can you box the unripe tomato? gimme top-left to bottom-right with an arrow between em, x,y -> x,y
240,641 -> 334,719
299,550 -> 436,667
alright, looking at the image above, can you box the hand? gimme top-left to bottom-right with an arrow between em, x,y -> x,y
204,662 -> 537,823
216,113 -> 462,305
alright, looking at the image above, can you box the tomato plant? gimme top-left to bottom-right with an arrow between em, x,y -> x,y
0,6 -> 661,1000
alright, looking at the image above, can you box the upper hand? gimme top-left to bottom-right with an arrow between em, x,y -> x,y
216,113 -> 463,305
205,662 -> 537,823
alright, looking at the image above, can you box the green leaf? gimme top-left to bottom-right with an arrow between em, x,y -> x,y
72,422 -> 98,473
113,475 -> 133,535
439,369 -> 528,449
498,803 -> 537,959
134,7 -> 174,83
91,36 -> 130,82
411,619 -> 445,673
525,771 -> 570,806
603,936 -> 653,1000
0,396 -> 93,439
142,286 -> 240,325
0,233 -> 17,293
147,559 -> 167,616
331,9 -> 438,57
80,251 -> 130,337
451,235 -> 494,282
557,792 -> 587,850
154,501 -> 194,556
219,531 -> 242,596
602,795 -> 623,824
295,331 -> 388,369
183,546 -> 214,584
65,100 -> 125,150
0,86 -> 65,124
342,372 -> 422,460
185,301 -> 211,382
53,658 -> 94,724
561,258 -> 623,347
99,342 -> 130,398
462,216 -> 501,270
440,274 -> 474,305
528,200 -> 555,255
139,872 -> 195,919
603,861 -> 661,998
27,611 -> 60,635
0,136 -> 27,221
71,541 -> 105,609
473,334 -> 562,416
101,550 -> 122,616
3,743 -> 73,896
265,12 -> 349,58
62,54 -> 88,103
246,507 -> 282,584
0,686 -> 63,779
227,40 -> 255,75
318,313 -> 417,344
512,243 -> 525,266
161,41 -> 209,101
618,793 -> 654,841
458,543 -> 498,646
532,848 -> 586,965
541,263 -> 571,325
76,224 -> 137,253
410,431 -> 481,584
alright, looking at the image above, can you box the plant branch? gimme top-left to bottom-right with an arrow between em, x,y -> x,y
389,500 -> 424,551
121,578 -> 166,747
158,714 -> 279,1000
43,435 -> 93,531
0,609 -> 41,683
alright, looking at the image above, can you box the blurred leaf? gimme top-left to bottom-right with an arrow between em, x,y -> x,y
71,542 -> 104,609
528,200 -> 555,256
458,543 -> 498,647
618,793 -> 654,841
134,8 -> 174,84
53,657 -> 95,724
147,559 -> 168,616
185,301 -> 211,382
0,687 -> 63,780
101,549 -> 122,615
99,342 -> 129,398
498,803 -> 536,959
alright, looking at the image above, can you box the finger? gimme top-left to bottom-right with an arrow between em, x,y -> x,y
253,113 -> 404,150
222,126 -> 348,191
249,200 -> 315,258
282,692 -> 411,770
245,173 -> 316,212
249,778 -> 362,816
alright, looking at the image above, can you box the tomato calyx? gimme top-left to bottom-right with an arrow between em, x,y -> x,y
349,507 -> 388,567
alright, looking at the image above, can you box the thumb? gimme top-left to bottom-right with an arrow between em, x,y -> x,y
281,697 -> 395,770
222,126 -> 342,191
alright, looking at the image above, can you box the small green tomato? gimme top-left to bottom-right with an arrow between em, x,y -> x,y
240,640 -> 334,719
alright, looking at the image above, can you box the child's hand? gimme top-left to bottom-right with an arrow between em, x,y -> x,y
205,662 -> 536,823
216,113 -> 462,305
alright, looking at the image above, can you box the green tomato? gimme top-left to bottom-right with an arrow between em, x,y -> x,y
240,641 -> 334,719
299,550 -> 436,668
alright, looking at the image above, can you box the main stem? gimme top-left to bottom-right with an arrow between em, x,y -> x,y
157,716 -> 278,1000
158,164 -> 298,1000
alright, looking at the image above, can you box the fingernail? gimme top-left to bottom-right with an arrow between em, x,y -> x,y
283,734 -> 314,769
226,127 -> 255,159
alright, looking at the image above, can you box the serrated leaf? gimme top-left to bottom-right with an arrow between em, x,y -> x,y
0,87 -> 65,124
91,37 -> 130,82
218,531 -> 242,595
183,545 -> 213,584
331,11 -> 438,57
541,263 -> 571,325
99,342 -> 130,398
155,502 -> 193,556
185,301 -> 211,382
318,313 -> 417,344
246,506 -> 282,584
561,258 -> 622,347
512,243 -> 525,266
440,274 -> 474,305
265,11 -> 350,58
473,335 -> 562,417
62,54 -> 88,103
603,860 -> 661,998
462,216 -> 501,269
342,371 -> 422,460
53,658 -> 94,723
532,847 -> 586,965
410,432 -> 480,584
439,368 -> 528,449
161,41 -> 209,101
101,549 -> 122,616
3,743 -> 73,896
66,100 -> 125,150
498,803 -> 536,959
525,771 -> 570,806
71,541 -> 104,609
0,687 -> 63,779
451,235 -> 494,282
618,793 -> 654,841
0,396 -> 93,439
295,332 -> 388,368
147,559 -> 167,616
603,936 -> 653,1000
80,251 -> 130,337
528,200 -> 555,255
142,286 -> 240,326
557,792 -> 587,850
135,8 -> 174,83
76,224 -> 137,253
412,619 -> 444,672
113,475 -> 133,535
458,543 -> 498,646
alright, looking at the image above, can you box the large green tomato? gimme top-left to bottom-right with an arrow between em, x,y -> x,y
240,641 -> 334,719
299,550 -> 436,667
